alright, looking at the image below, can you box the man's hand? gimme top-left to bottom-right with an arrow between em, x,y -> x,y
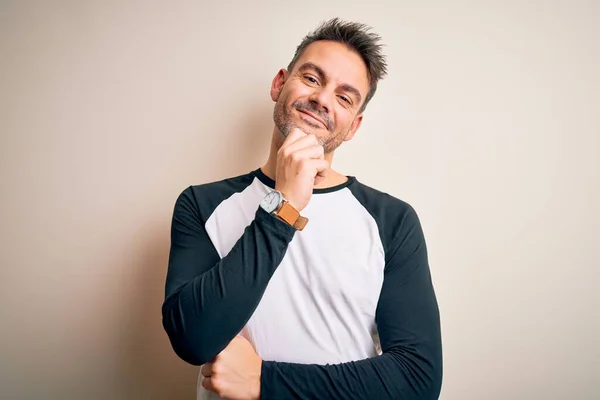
275,127 -> 329,212
200,335 -> 262,400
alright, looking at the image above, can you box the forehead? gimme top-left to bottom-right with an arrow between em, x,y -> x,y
293,41 -> 370,97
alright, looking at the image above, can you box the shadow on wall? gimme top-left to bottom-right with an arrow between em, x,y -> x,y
113,104 -> 273,399
210,100 -> 275,180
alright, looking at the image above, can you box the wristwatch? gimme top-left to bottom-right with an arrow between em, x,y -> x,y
260,190 -> 308,231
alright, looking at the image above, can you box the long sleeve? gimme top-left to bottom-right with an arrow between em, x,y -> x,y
260,207 -> 443,400
162,186 -> 296,365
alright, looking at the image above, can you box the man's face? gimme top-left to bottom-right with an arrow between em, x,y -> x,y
271,40 -> 370,154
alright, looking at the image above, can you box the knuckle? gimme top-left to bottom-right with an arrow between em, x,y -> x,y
212,362 -> 222,374
201,377 -> 210,389
212,377 -> 223,393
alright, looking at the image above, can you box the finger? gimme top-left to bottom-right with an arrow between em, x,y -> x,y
314,174 -> 326,186
310,159 -> 330,173
281,132 -> 312,153
200,362 -> 214,377
289,144 -> 325,162
297,159 -> 329,182
282,127 -> 307,146
201,377 -> 217,393
281,134 -> 320,155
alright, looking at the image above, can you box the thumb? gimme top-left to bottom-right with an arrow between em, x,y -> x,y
314,174 -> 325,186
314,159 -> 330,173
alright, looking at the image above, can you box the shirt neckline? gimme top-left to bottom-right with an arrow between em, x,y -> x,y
253,168 -> 356,194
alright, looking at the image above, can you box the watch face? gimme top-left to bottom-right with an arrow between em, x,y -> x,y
260,191 -> 282,213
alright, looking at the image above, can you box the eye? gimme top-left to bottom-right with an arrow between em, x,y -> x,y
304,75 -> 319,85
339,95 -> 351,104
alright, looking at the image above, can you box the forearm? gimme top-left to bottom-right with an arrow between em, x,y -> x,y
260,347 -> 442,400
162,207 -> 296,365
260,208 -> 443,399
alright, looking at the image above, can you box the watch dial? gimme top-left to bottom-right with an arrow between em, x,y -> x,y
261,191 -> 281,213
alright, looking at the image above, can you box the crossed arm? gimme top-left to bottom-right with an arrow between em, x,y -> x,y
162,187 -> 443,399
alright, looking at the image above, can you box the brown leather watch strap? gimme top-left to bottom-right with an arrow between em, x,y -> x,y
293,216 -> 309,231
276,202 -> 308,231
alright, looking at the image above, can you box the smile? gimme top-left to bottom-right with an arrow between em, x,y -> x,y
297,109 -> 327,129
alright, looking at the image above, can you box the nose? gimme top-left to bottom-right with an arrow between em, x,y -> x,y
308,86 -> 333,115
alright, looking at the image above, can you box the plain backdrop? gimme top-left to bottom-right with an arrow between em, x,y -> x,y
1,1 -> 598,399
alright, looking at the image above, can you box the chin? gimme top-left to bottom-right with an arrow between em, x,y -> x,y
301,125 -> 328,138
295,117 -> 326,134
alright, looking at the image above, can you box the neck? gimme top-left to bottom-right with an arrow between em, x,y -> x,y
261,127 -> 347,189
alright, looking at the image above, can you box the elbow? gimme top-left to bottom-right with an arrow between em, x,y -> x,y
426,343 -> 444,399
423,364 -> 443,400
161,296 -> 213,366
388,346 -> 443,400
411,349 -> 443,400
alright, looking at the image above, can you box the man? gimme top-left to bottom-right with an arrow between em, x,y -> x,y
162,18 -> 443,400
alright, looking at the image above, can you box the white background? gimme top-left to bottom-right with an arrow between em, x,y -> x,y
1,1 -> 598,398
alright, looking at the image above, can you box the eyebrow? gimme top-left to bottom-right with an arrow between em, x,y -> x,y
297,62 -> 363,105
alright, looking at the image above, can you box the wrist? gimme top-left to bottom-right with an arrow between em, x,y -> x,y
260,190 -> 308,231
279,193 -> 305,214
283,199 -> 302,213
274,189 -> 295,209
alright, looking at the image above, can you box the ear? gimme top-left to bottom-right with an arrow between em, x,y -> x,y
344,113 -> 363,142
270,69 -> 288,101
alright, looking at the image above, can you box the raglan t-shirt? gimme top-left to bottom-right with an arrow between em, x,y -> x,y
162,168 -> 443,400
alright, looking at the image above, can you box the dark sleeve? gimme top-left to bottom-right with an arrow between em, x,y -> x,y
162,187 -> 296,366
260,207 -> 443,400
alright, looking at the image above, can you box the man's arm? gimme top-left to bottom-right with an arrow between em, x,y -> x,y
162,187 -> 296,365
259,207 -> 443,400
163,130 -> 328,367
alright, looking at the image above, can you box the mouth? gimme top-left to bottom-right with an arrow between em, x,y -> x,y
297,109 -> 327,130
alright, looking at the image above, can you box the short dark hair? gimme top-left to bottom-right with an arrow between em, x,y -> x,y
287,18 -> 388,112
